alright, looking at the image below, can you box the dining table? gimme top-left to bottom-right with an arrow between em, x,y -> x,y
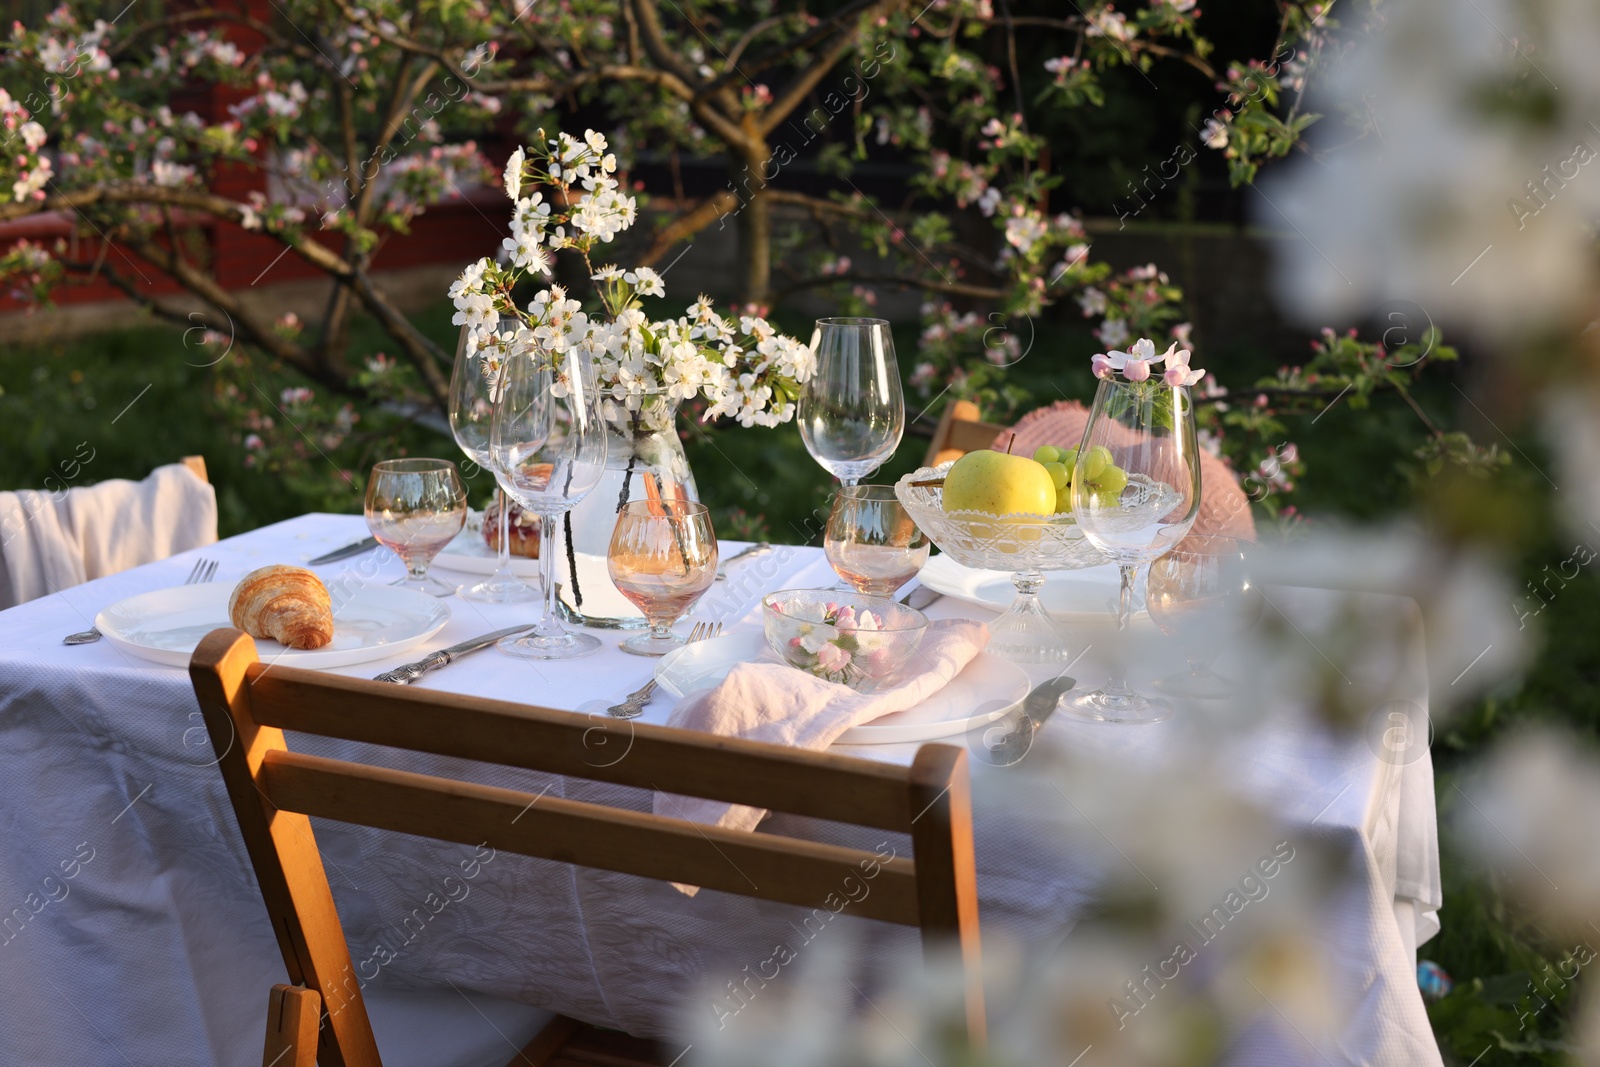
0,512 -> 1444,1067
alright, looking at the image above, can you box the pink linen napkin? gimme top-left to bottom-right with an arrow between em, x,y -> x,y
653,618 -> 989,847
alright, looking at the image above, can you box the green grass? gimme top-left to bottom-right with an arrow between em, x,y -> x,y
0,303 -> 1593,1065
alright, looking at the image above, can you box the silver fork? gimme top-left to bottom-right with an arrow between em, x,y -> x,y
64,557 -> 218,645
606,620 -> 723,718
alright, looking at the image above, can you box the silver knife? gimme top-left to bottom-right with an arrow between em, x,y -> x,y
988,674 -> 1077,765
899,584 -> 943,610
373,624 -> 535,684
308,536 -> 380,565
714,541 -> 772,581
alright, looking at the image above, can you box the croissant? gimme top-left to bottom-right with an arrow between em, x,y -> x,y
228,565 -> 335,650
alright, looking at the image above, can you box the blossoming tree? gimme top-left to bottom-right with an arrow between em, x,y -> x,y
0,0 -> 1496,516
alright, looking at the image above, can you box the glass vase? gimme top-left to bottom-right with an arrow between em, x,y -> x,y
557,391 -> 700,629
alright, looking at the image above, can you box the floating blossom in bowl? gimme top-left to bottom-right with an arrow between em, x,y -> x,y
762,591 -> 926,691
1092,337 -> 1204,386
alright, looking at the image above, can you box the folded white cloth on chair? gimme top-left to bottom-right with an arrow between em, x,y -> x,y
0,463 -> 217,609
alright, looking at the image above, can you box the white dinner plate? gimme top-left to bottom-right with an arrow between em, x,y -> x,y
653,632 -> 1031,745
433,521 -> 542,578
96,583 -> 451,669
434,531 -> 647,622
915,553 -> 1142,622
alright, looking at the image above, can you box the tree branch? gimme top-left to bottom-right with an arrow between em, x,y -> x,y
0,185 -> 349,268
346,270 -> 453,411
698,0 -> 895,99
119,234 -> 339,387
774,271 -> 1007,302
759,21 -> 868,137
629,0 -> 704,90
635,191 -> 739,267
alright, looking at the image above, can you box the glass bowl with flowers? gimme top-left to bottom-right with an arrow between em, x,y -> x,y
761,590 -> 928,692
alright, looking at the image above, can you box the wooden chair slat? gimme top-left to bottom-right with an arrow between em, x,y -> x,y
189,633 -> 384,1067
260,749 -> 923,924
944,419 -> 1009,454
262,984 -> 320,1067
922,400 -> 1008,467
247,665 -> 916,832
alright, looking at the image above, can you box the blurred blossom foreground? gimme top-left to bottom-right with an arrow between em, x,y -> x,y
677,529 -> 1528,1066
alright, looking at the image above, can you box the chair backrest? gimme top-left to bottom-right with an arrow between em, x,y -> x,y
0,456 -> 216,609
923,399 -> 1007,468
189,629 -> 985,1067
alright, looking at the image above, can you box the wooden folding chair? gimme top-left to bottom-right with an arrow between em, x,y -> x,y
922,400 -> 1007,468
189,629 -> 985,1067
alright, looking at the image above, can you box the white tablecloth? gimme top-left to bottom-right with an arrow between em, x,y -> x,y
0,513 -> 1442,1067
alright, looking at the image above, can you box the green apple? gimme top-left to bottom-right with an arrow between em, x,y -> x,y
942,449 -> 1056,516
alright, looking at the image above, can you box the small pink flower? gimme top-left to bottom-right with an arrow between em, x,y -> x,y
1091,354 -> 1114,380
816,643 -> 852,673
833,605 -> 857,630
1123,358 -> 1151,382
859,648 -> 893,676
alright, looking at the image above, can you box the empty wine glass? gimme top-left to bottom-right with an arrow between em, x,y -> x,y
1065,377 -> 1202,723
1147,536 -> 1262,698
799,318 -> 904,487
449,319 -> 537,603
607,500 -> 719,656
490,350 -> 609,659
824,484 -> 930,597
364,459 -> 468,597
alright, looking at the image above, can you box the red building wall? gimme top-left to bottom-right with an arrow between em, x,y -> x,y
0,0 -> 506,313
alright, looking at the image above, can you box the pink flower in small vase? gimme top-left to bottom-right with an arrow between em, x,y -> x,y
833,606 -> 858,631
815,642 -> 852,674
859,647 -> 893,677
1123,358 -> 1151,382
1091,354 -> 1114,380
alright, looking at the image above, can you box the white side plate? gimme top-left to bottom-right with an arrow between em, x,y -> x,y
654,632 -> 1030,745
96,583 -> 450,669
915,553 -> 1141,621
433,525 -> 543,578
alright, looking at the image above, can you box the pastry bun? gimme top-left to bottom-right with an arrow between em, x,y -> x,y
228,564 -> 335,650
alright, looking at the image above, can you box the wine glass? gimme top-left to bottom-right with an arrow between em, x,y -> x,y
364,459 -> 468,597
449,319 -> 537,603
607,500 -> 719,656
1065,377 -> 1202,723
490,349 -> 609,660
799,318 -> 904,487
1146,536 -> 1262,698
824,484 -> 930,597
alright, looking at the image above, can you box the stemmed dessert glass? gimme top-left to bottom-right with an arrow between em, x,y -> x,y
607,500 -> 719,656
1147,536 -> 1262,698
799,318 -> 904,487
824,484 -> 930,597
1066,377 -> 1202,723
364,459 -> 468,597
449,319 -> 536,602
490,349 -> 609,660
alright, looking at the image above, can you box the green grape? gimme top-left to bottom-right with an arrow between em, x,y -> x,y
1054,493 -> 1074,514
1097,465 -> 1129,497
1059,447 -> 1079,471
1043,461 -> 1069,491
1033,445 -> 1061,465
1083,446 -> 1112,481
